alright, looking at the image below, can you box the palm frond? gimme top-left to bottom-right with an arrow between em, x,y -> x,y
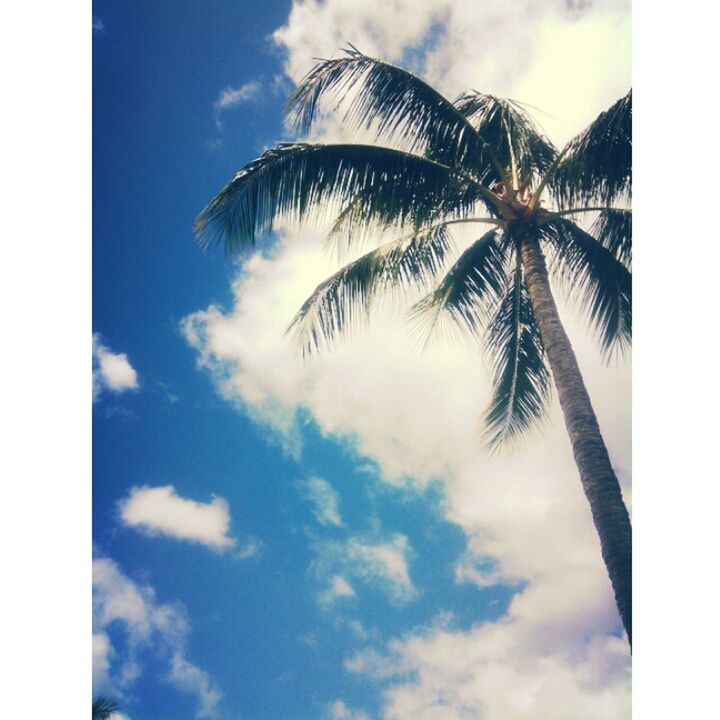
454,93 -> 557,181
552,90 -> 631,206
288,224 -> 456,355
590,208 -> 632,267
194,143 -> 457,253
324,192 -> 372,257
326,175 -> 498,258
286,46 -> 497,180
92,696 -> 119,720
483,255 -> 551,448
409,228 -> 508,343
545,218 -> 632,356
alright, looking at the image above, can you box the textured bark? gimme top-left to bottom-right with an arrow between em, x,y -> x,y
519,233 -> 632,646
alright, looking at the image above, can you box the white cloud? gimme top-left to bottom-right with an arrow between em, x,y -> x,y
273,0 -> 630,149
93,556 -> 222,718
347,620 -> 630,720
93,334 -> 139,400
183,221 -> 630,716
320,575 -> 356,606
185,0 -> 632,716
347,536 -> 417,603
93,631 -> 114,688
214,81 -> 261,110
331,575 -> 355,597
168,654 -> 222,719
507,11 -> 631,147
326,699 -> 371,720
273,0 -> 445,87
312,532 -> 418,605
302,475 -> 343,526
118,485 -> 235,550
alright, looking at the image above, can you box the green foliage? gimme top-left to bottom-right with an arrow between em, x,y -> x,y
288,224 -> 456,355
552,91 -> 632,207
545,219 -> 632,356
196,49 -> 632,447
591,208 -> 632,267
194,143 -> 480,253
286,46 -> 496,180
454,92 -> 556,180
483,256 -> 551,447
409,228 -> 507,342
92,696 -> 119,720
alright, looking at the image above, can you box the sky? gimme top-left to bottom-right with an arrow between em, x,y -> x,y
9,4 -> 720,720
91,2 -> 633,719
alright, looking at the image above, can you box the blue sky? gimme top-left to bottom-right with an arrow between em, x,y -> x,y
92,2 -> 633,719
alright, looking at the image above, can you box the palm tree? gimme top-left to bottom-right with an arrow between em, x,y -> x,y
195,48 -> 632,645
92,695 -> 119,720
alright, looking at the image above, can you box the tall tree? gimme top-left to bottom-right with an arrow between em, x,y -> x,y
195,48 -> 632,645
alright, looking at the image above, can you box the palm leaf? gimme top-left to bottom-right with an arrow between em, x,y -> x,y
483,254 -> 551,448
286,46 -> 499,181
409,228 -> 508,343
326,175 -> 498,258
92,696 -> 119,720
454,93 -> 557,182
194,143 -> 460,253
288,224 -> 456,355
552,91 -> 631,207
590,208 -> 632,267
545,218 -> 632,356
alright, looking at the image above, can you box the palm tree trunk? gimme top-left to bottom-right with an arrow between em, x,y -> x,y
519,233 -> 632,646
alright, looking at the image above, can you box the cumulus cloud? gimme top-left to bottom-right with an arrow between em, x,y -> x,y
118,485 -> 235,550
346,620 -> 630,720
214,81 -> 261,110
273,0 -> 630,148
181,217 -> 631,713
273,0 -> 443,86
93,334 -> 139,400
182,223 -> 630,716
312,532 -> 418,605
302,475 -> 343,526
184,0 -> 632,716
93,556 -> 222,718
